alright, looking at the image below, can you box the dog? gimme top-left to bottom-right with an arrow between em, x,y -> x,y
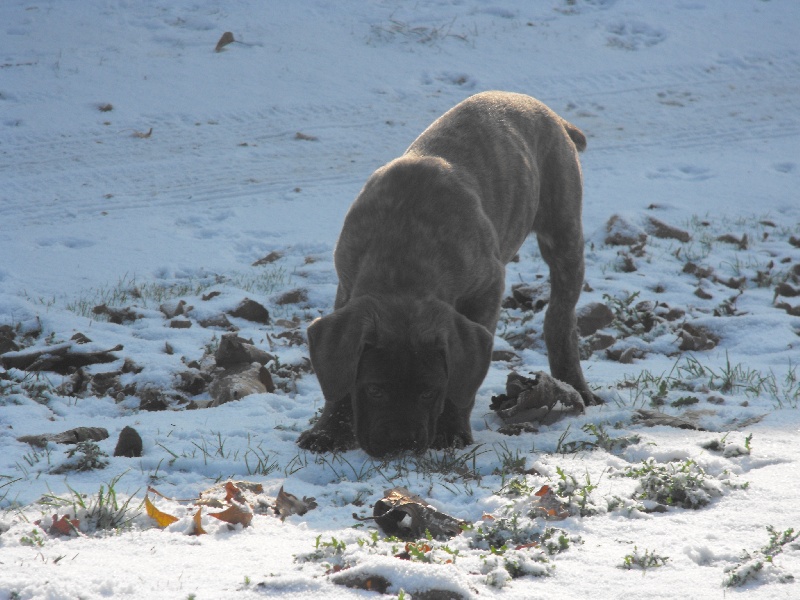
298,91 -> 594,457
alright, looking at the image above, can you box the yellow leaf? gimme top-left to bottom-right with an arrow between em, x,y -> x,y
192,507 -> 207,536
145,495 -> 179,528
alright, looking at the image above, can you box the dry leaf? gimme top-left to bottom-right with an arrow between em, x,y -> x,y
132,128 -> 153,139
196,480 -> 265,508
531,485 -> 570,520
210,502 -> 253,527
294,131 -> 318,141
145,495 -> 179,528
224,480 -> 245,504
37,514 -> 80,536
275,486 -> 317,519
373,487 -> 464,540
215,31 -> 235,52
192,507 -> 207,536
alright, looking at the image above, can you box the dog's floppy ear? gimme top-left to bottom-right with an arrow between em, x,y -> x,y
307,296 -> 378,405
438,308 -> 494,408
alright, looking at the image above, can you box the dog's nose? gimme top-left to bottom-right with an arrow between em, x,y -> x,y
378,427 -> 424,454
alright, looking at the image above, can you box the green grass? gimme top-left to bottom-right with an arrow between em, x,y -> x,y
63,267 -> 289,319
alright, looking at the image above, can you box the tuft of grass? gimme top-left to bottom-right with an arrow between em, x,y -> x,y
619,458 -> 745,509
367,16 -> 472,47
64,267 -> 288,319
557,423 -> 641,454
51,442 -> 109,474
620,546 -> 669,570
1,369 -> 56,407
614,355 -> 800,409
724,526 -> 799,587
553,466 -> 600,517
20,528 -> 46,547
38,473 -> 142,532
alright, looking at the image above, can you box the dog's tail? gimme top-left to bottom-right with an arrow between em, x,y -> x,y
561,119 -> 587,153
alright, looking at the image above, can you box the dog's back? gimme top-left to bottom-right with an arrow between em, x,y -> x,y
404,91 -> 586,263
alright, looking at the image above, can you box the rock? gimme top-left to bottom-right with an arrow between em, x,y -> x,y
275,289 -> 308,305
91,371 -> 121,397
716,233 -> 748,250
633,409 -> 716,430
209,363 -> 274,406
775,282 -> 800,298
576,302 -> 614,336
92,304 -> 142,324
586,332 -> 616,352
56,368 -> 88,396
502,283 -> 548,312
176,370 -> 208,395
645,216 -> 691,242
121,358 -> 143,374
677,323 -> 717,351
169,319 -> 192,329
331,573 -> 391,595
491,349 -> 518,362
114,426 -> 143,458
215,333 -> 273,368
228,298 -> 270,324
694,287 -> 713,300
606,346 -> 642,363
159,299 -> 187,319
605,214 -> 647,246
252,251 -> 283,266
683,262 -> 715,279
70,332 -> 92,344
137,387 -> 175,411
198,314 -> 236,330
0,325 -> 19,354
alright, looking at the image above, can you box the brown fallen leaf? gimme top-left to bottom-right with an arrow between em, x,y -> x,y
531,485 -> 570,520
132,127 -> 153,139
215,31 -> 235,52
36,514 -> 80,537
209,502 -> 253,527
294,131 -> 318,141
145,495 -> 179,528
275,486 -> 317,519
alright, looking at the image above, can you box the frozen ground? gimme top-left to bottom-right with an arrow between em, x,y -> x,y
1,1 -> 799,599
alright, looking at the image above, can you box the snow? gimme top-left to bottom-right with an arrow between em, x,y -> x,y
1,0 -> 800,598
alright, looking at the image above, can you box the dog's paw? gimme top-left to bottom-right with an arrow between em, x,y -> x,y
430,430 -> 473,450
297,428 -> 355,453
584,390 -> 605,406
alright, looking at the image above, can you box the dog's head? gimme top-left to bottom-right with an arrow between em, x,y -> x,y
307,296 -> 493,457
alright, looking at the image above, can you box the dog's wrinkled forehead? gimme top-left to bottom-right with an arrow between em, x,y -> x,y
368,297 -> 447,349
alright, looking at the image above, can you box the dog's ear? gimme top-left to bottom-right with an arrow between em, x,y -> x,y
307,296 -> 377,405
438,309 -> 494,408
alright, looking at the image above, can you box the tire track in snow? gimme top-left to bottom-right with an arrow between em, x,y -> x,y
2,55 -> 798,225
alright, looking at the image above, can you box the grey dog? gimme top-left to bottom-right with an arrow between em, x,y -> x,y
298,91 -> 595,457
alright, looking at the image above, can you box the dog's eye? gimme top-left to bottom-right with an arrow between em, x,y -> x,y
366,384 -> 384,399
420,389 -> 436,401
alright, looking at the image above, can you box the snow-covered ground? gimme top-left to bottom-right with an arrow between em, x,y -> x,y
1,1 -> 799,598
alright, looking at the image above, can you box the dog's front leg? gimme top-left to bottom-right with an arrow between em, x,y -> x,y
297,396 -> 357,452
431,398 -> 474,449
538,235 -> 597,407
